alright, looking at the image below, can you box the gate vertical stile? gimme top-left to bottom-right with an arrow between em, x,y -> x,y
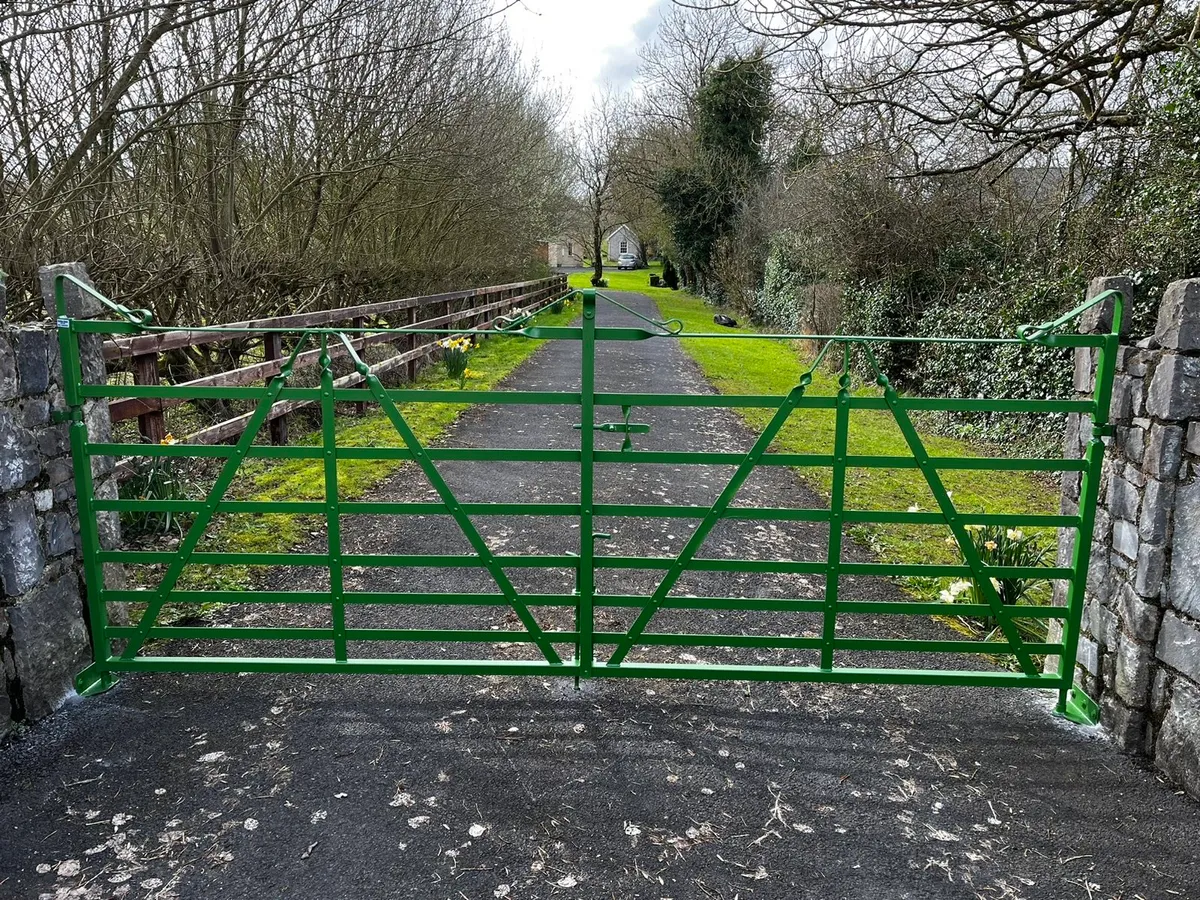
822,344 -> 852,671
320,334 -> 348,663
57,278 -> 116,695
1057,316 -> 1120,719
576,290 -> 597,678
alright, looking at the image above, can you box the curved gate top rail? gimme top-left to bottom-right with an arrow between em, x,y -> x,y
53,274 -> 1122,725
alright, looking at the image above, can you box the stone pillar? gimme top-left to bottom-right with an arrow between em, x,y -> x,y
0,263 -> 121,741
1063,276 -> 1200,799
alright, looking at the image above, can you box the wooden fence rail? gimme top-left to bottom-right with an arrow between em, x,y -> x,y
106,275 -> 568,448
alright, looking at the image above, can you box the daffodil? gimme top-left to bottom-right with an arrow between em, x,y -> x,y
1006,528 -> 1023,541
984,540 -> 997,551
160,433 -> 177,445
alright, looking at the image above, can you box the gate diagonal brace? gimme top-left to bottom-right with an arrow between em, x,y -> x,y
607,342 -> 836,668
860,345 -> 1039,677
337,334 -> 563,665
120,334 -> 314,662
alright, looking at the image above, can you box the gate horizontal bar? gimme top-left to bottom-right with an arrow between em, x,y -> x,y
591,632 -> 1061,654
83,384 -> 583,405
99,548 -> 1071,580
99,656 -> 578,676
597,663 -> 1063,687
592,449 -> 1086,472
594,392 -> 1094,414
92,497 -> 1078,530
103,589 -> 580,606
594,595 -> 1067,618
88,443 -> 581,464
99,588 -> 1066,621
107,625 -> 579,644
100,550 -> 582,568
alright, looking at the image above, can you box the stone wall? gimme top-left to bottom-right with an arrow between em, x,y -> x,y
1063,276 -> 1200,799
0,264 -> 120,741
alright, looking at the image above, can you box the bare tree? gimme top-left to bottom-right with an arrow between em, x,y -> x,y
682,0 -> 1200,173
0,0 -> 570,325
571,91 -> 631,285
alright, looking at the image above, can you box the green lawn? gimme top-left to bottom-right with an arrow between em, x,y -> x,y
568,263 -> 677,299
648,292 -> 1058,566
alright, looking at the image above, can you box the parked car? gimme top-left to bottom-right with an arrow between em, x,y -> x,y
617,253 -> 638,270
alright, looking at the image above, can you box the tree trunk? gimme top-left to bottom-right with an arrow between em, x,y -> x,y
592,215 -> 603,285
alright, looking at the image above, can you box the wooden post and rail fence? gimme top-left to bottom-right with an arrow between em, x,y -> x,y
102,275 -> 568,451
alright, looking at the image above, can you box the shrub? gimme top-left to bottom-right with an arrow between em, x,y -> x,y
661,258 -> 679,290
590,274 -> 608,287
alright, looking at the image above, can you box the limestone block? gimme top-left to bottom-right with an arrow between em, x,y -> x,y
38,263 -> 101,319
1167,480 -> 1200,617
1113,518 -> 1139,561
1156,680 -> 1200,801
1135,542 -> 1166,599
1147,354 -> 1200,420
6,576 -> 90,720
0,332 -> 16,403
1108,472 -> 1140,521
1144,423 -> 1184,480
14,328 -> 50,395
1120,581 -> 1162,641
1155,279 -> 1200,351
1114,633 -> 1154,706
1082,276 -> 1133,336
1139,478 -> 1175,544
0,493 -> 45,596
1157,612 -> 1200,682
0,408 -> 40,491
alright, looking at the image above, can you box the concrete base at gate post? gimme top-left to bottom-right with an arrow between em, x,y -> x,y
1057,276 -> 1200,800
0,264 -> 123,741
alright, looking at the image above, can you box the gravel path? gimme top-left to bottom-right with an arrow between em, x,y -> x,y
1,292 -> 1197,900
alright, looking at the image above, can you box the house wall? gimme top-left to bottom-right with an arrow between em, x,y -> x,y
1058,276 -> 1200,801
548,241 -> 583,268
606,227 -> 641,262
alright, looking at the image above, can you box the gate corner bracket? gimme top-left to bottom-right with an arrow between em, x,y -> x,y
1055,684 -> 1100,726
75,664 -> 118,698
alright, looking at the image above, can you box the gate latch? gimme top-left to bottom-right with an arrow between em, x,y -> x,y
574,405 -> 649,451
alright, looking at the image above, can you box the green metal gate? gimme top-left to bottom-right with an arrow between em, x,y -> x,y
55,275 -> 1120,723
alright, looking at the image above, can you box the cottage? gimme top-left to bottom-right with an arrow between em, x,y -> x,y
605,224 -> 641,263
543,237 -> 584,268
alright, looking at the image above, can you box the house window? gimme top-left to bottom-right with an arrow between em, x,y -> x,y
567,242 -> 572,255
620,240 -> 628,254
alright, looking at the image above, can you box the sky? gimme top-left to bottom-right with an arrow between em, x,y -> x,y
501,0 -> 668,122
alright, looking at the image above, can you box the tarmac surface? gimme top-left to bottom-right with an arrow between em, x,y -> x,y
2,292 -> 1198,900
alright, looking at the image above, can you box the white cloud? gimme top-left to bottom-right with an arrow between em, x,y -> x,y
502,0 -> 665,121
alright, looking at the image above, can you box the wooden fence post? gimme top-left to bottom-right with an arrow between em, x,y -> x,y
132,352 -> 167,444
263,333 -> 289,444
351,315 -> 367,415
407,306 -> 418,383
